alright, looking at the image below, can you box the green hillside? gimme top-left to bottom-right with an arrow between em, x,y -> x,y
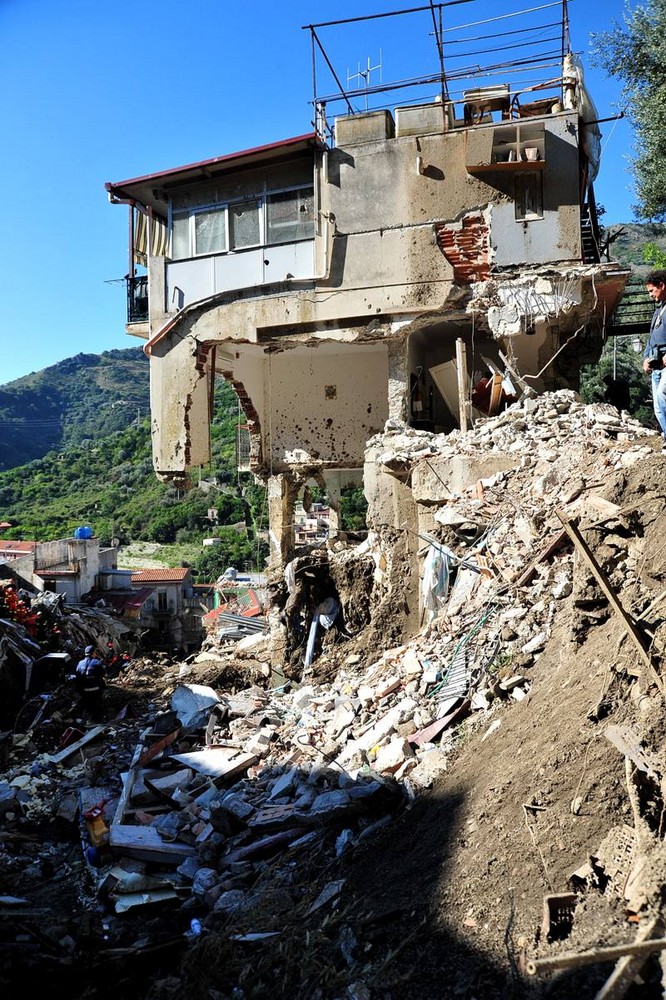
604,221 -> 666,269
0,348 -> 151,471
0,354 -> 269,574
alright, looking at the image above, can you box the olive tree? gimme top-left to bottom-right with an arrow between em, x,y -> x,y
592,0 -> 666,220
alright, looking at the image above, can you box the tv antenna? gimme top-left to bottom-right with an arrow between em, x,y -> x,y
347,51 -> 382,111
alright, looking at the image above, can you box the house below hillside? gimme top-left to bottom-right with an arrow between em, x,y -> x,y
0,535 -> 117,604
129,567 -> 211,654
0,536 -> 213,655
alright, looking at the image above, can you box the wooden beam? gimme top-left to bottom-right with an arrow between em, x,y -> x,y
594,917 -> 663,1000
526,934 -> 666,977
555,511 -> 664,694
455,338 -> 469,432
45,725 -> 108,764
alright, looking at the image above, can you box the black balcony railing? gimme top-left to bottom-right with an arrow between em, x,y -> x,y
127,275 -> 149,323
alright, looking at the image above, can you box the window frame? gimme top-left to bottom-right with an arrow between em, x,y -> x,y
266,186 -> 315,246
169,185 -> 315,260
514,171 -> 544,222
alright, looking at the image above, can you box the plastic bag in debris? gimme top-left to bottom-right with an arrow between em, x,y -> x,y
318,597 -> 340,630
421,542 -> 453,619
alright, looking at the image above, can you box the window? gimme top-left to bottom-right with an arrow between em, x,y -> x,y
171,213 -> 190,259
267,188 -> 314,244
170,186 -> 315,259
229,200 -> 260,249
194,207 -> 227,254
157,590 -> 168,611
515,172 -> 543,221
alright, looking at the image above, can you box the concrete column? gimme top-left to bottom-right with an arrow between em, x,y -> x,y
387,339 -> 409,423
364,446 -> 421,637
148,255 -> 168,327
267,473 -> 297,568
324,477 -> 341,540
149,324 -> 212,480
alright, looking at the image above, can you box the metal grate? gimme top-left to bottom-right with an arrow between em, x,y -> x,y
236,424 -> 251,471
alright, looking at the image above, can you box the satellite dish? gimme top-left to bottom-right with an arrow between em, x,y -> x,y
111,537 -> 120,548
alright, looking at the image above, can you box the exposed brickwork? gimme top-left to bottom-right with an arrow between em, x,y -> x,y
434,213 -> 490,283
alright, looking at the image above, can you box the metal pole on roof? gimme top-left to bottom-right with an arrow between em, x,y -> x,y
305,25 -> 355,115
562,0 -> 570,55
429,0 -> 448,100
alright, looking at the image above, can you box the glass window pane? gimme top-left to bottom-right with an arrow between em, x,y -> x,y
171,213 -> 190,259
229,200 -> 260,249
194,208 -> 227,254
267,188 -> 314,244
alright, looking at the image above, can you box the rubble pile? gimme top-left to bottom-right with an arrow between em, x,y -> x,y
0,588 -> 132,730
3,390 -> 666,999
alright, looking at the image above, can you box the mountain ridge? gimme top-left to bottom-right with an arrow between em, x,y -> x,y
0,347 -> 150,472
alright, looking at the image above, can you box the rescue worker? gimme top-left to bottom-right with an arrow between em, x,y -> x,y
105,641 -> 121,677
74,645 -> 106,719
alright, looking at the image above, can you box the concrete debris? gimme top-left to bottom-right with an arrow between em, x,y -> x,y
3,389 -> 666,994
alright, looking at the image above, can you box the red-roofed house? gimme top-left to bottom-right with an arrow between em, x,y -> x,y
0,540 -> 37,560
130,567 -> 206,653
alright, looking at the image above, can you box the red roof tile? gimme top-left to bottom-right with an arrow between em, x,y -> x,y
0,539 -> 37,558
131,568 -> 191,583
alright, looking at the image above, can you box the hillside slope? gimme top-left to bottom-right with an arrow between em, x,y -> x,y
0,371 -> 254,549
0,348 -> 150,471
605,221 -> 666,269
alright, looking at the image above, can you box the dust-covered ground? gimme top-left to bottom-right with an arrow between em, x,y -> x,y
4,395 -> 666,999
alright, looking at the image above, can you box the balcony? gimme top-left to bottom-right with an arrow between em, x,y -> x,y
144,598 -> 175,618
127,275 -> 148,323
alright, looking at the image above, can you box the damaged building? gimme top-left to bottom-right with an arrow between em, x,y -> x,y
104,2 -> 628,621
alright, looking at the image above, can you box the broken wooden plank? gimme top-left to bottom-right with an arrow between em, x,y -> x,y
45,725 -> 108,764
109,823 -> 196,863
555,511 -> 665,694
144,768 -> 195,805
170,747 -> 258,780
593,917 -> 663,1000
220,827 -> 307,864
605,725 -> 662,783
134,727 -> 182,769
585,495 -> 625,524
409,697 -> 470,747
111,734 -> 150,826
514,529 -> 568,587
636,588 -> 666,623
526,936 -> 666,976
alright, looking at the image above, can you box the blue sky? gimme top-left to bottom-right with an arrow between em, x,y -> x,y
1,0 -> 637,385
